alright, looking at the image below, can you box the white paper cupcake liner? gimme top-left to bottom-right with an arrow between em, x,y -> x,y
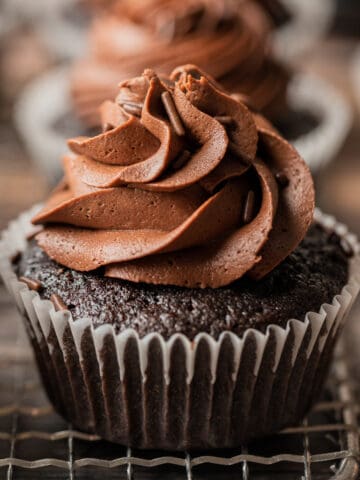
14,68 -> 72,185
273,0 -> 336,60
14,68 -> 352,186
1,207 -> 359,449
289,73 -> 353,173
37,1 -> 88,60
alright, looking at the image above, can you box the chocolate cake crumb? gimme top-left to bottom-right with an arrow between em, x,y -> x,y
16,225 -> 349,340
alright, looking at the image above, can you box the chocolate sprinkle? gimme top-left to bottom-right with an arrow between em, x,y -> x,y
243,190 -> 255,224
121,102 -> 143,117
172,150 -> 191,170
51,294 -> 68,312
275,172 -> 289,188
19,276 -> 42,292
161,91 -> 185,136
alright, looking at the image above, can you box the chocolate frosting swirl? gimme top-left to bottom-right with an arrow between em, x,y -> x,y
71,0 -> 289,127
34,65 -> 314,288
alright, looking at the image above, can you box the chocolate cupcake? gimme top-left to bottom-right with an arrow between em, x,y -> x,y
2,66 -> 360,449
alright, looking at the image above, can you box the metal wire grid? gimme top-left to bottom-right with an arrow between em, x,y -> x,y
0,329 -> 359,480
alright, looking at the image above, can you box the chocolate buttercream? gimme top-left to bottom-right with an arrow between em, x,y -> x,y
71,0 -> 289,127
34,66 -> 314,288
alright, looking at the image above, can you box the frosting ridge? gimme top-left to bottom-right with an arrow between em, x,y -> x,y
34,65 -> 314,288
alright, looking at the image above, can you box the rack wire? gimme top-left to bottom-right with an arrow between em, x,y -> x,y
0,323 -> 359,479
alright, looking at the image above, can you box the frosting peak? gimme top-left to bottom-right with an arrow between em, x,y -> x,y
34,65 -> 314,288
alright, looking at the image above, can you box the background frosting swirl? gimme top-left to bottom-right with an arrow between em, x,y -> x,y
34,65 -> 314,288
71,0 -> 289,127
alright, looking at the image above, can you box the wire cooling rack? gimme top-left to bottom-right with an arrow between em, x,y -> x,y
0,321 -> 359,480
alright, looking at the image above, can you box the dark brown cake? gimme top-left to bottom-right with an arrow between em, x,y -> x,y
16,224 -> 349,340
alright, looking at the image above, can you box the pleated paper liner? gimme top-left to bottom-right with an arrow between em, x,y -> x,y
273,0 -> 336,60
1,207 -> 359,449
288,73 -> 352,173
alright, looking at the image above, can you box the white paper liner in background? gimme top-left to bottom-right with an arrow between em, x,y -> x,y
289,73 -> 352,173
3,0 -> 88,60
14,68 -> 72,185
273,0 -> 336,61
0,207 -> 359,449
14,68 -> 353,185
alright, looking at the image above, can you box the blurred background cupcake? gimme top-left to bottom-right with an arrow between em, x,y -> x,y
70,0 -> 284,124
12,0 -> 351,182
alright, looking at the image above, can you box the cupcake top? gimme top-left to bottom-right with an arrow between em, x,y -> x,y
71,0 -> 289,126
33,65 -> 314,288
